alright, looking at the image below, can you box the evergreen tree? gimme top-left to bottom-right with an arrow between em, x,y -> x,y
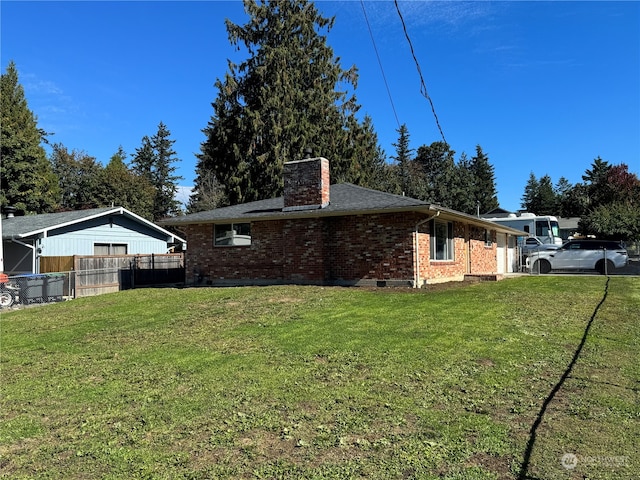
582,156 -> 612,207
535,175 -> 557,215
187,169 -> 226,213
0,61 -> 59,213
196,0 -> 380,206
559,182 -> 589,217
98,147 -> 155,218
391,124 -> 413,195
554,177 -> 573,217
521,172 -> 540,212
50,143 -> 103,210
453,152 -> 477,215
579,163 -> 640,242
340,114 -> 387,188
131,122 -> 182,220
470,145 -> 498,214
150,122 -> 182,219
414,141 -> 457,207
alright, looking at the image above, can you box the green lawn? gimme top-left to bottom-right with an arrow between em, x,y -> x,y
1,277 -> 638,479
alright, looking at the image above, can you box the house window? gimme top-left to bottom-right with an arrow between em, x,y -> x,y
94,243 -> 128,255
430,220 -> 454,261
214,223 -> 251,246
484,229 -> 493,247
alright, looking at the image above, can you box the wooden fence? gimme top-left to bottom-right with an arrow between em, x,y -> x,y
40,253 -> 185,298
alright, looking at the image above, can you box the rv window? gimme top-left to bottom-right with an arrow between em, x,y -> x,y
535,220 -> 551,237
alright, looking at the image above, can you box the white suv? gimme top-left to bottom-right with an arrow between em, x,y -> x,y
529,240 -> 628,274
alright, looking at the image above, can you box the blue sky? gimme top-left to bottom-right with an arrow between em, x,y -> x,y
2,1 -> 639,212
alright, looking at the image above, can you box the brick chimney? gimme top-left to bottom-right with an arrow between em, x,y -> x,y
283,157 -> 330,211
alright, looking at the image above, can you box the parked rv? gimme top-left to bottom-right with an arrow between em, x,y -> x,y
482,212 -> 562,247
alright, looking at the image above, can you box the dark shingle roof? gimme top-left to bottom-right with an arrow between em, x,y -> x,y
160,183 -> 526,236
2,208 -> 116,238
162,184 -> 430,225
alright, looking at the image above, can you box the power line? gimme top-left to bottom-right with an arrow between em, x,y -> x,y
360,0 -> 401,130
393,0 -> 447,145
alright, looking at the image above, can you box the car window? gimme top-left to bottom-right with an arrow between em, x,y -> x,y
567,243 -> 582,250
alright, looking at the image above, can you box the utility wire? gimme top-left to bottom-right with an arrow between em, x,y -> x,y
360,0 -> 401,130
394,0 -> 447,145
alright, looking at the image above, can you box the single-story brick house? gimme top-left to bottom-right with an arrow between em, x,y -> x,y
161,157 -> 524,287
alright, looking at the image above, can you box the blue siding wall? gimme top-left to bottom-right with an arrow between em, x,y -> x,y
39,215 -> 170,256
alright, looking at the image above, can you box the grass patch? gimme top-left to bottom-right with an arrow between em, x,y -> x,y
1,277 -> 638,479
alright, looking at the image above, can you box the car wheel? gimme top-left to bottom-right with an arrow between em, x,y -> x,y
533,259 -> 551,274
0,291 -> 14,308
596,260 -> 615,275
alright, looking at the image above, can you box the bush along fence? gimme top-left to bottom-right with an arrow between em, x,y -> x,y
0,254 -> 185,308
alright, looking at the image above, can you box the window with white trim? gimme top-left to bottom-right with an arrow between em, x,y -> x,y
484,229 -> 493,247
94,243 -> 128,255
214,223 -> 251,246
430,220 -> 454,261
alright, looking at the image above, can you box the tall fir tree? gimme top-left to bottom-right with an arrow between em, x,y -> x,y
0,61 -> 59,213
98,147 -> 155,218
452,152 -> 477,215
131,122 -> 182,220
391,124 -> 413,195
554,177 -> 572,217
414,141 -> 457,207
521,172 -> 539,212
470,145 -> 498,214
582,156 -> 612,207
194,0 -> 381,207
150,122 -> 182,219
50,144 -> 103,210
535,175 -> 557,215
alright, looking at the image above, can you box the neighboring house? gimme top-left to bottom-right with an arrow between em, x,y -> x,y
161,158 -> 525,287
557,217 -> 581,241
1,207 -> 186,275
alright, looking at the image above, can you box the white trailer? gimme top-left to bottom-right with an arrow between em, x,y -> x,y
482,212 -> 563,246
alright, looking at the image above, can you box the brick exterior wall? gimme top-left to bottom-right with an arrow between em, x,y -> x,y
468,225 -> 498,274
184,213 -> 501,287
283,157 -> 330,210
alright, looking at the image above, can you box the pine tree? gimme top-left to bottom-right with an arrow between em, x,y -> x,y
452,152 -> 477,215
470,145 -> 498,214
521,172 -> 539,212
98,148 -> 155,218
187,169 -> 226,213
150,122 -> 182,219
414,141 -> 457,207
195,0 -> 380,206
554,177 -> 572,217
1,61 -> 59,213
535,175 -> 557,215
582,156 -> 612,207
50,143 -> 103,210
131,122 -> 182,220
391,124 -> 413,195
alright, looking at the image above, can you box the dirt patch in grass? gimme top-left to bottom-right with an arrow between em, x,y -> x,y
465,452 -> 514,478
